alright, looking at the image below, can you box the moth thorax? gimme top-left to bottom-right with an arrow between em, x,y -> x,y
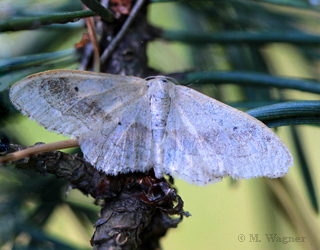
148,79 -> 171,143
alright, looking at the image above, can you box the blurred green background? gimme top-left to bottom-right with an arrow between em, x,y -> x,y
1,0 -> 320,249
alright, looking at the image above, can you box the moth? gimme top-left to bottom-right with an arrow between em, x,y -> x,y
10,70 -> 293,185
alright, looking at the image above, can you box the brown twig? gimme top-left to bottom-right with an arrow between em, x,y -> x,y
100,0 -> 146,64
82,3 -> 101,72
0,139 -> 79,164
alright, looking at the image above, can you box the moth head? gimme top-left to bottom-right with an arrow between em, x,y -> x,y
146,76 -> 177,92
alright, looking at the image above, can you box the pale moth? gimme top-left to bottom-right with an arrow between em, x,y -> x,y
10,70 -> 293,185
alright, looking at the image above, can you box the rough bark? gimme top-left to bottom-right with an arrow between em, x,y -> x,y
2,143 -> 188,250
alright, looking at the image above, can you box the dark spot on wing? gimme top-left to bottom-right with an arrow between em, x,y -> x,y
40,77 -> 78,110
118,122 -> 122,125
265,136 -> 271,142
233,126 -> 237,131
74,86 -> 79,92
41,77 -> 71,95
247,124 -> 257,134
104,114 -> 112,122
86,101 -> 103,116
